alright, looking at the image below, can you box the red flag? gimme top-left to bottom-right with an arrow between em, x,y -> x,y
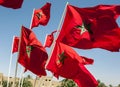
73,63 -> 98,87
46,42 -> 97,87
18,26 -> 48,76
0,0 -> 23,9
31,2 -> 51,29
81,56 -> 94,65
12,36 -> 19,53
44,30 -> 57,48
57,5 -> 90,47
57,5 -> 120,52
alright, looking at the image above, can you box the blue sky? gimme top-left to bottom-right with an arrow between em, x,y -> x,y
0,0 -> 120,86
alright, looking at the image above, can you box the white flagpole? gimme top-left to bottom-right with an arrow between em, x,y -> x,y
7,36 -> 15,87
13,27 -> 22,87
20,73 -> 25,87
30,8 -> 35,29
38,76 -> 44,87
18,67 -> 24,87
45,2 -> 69,68
38,77 -> 42,87
32,35 -> 46,87
43,34 -> 48,47
33,76 -> 38,87
32,34 -> 47,87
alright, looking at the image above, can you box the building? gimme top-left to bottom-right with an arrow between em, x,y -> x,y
0,73 -> 61,87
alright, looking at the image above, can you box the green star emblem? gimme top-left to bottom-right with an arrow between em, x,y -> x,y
36,11 -> 43,20
26,46 -> 33,58
57,51 -> 67,65
75,23 -> 87,35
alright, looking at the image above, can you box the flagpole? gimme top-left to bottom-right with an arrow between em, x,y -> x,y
43,34 -> 48,47
45,2 -> 69,68
20,73 -> 24,87
38,77 -> 41,87
30,8 -> 35,29
18,67 -> 24,87
7,36 -> 15,87
31,35 -> 47,87
33,76 -> 38,87
38,76 -> 44,87
13,27 -> 22,87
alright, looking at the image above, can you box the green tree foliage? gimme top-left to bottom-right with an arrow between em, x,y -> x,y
2,75 -> 33,87
109,84 -> 113,87
2,81 -> 7,87
26,75 -> 32,79
97,79 -> 107,87
59,79 -> 78,87
118,84 -> 120,87
21,78 -> 33,87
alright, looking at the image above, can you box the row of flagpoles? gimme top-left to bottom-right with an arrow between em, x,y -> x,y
6,2 -> 51,87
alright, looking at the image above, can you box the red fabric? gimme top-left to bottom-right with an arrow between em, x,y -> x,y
44,30 -> 57,48
46,42 -> 97,87
57,5 -> 90,47
12,36 -> 19,53
73,64 -> 98,87
0,0 -> 23,9
57,5 -> 120,52
81,56 -> 94,65
31,2 -> 51,29
18,26 -> 48,76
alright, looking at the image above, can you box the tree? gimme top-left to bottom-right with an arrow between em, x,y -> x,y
22,78 -> 33,87
59,79 -> 78,87
109,84 -> 113,87
2,80 -> 12,87
118,84 -> 120,87
97,79 -> 107,87
15,81 -> 19,87
2,81 -> 7,87
26,75 -> 32,79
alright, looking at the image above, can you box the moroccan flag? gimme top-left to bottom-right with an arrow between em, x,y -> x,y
31,2 -> 51,29
72,63 -> 98,87
18,26 -> 48,76
46,42 -> 97,87
57,5 -> 120,52
0,0 -> 23,9
57,4 -> 90,47
12,36 -> 19,53
81,56 -> 94,65
44,30 -> 57,48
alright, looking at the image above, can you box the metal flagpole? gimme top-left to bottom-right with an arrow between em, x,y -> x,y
18,67 -> 24,87
20,73 -> 24,87
33,76 -> 38,87
38,77 -> 42,87
13,27 -> 22,87
29,8 -> 35,29
43,34 -> 48,47
45,2 -> 69,68
44,3 -> 69,86
7,36 -> 15,87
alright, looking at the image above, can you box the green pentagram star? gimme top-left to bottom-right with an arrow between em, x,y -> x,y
26,46 -> 33,58
75,23 -> 87,35
58,51 -> 67,64
36,11 -> 43,20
